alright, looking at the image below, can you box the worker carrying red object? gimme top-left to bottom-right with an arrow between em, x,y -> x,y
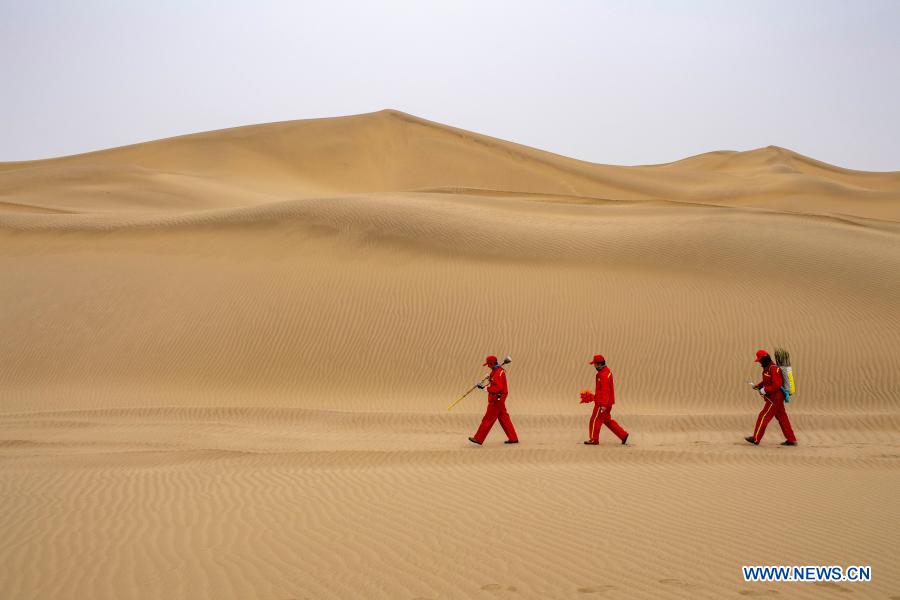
582,354 -> 629,445
745,349 -> 797,446
468,355 -> 519,445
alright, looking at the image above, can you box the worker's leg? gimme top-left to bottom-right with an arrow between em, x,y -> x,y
473,402 -> 500,443
588,403 -> 602,442
496,401 -> 518,442
752,400 -> 775,443
603,410 -> 628,442
774,403 -> 797,443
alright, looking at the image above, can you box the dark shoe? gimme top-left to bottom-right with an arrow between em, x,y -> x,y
744,436 -> 759,445
468,437 -> 482,445
781,440 -> 797,446
504,440 -> 519,444
622,434 -> 629,445
583,440 -> 599,445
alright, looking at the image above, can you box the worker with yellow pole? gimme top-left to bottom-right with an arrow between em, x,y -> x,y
448,355 -> 518,445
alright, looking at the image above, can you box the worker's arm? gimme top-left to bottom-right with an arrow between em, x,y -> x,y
772,366 -> 784,389
486,371 -> 500,395
607,372 -> 615,405
487,370 -> 507,399
595,374 -> 608,410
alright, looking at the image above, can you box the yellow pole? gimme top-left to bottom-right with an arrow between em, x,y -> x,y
447,374 -> 491,411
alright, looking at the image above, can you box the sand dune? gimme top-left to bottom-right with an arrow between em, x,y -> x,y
3,110 -> 899,218
1,111 -> 898,598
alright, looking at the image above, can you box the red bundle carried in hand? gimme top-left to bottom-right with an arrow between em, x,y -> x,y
579,389 -> 594,404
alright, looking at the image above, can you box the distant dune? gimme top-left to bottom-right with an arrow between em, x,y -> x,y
1,111 -> 898,599
3,109 -> 899,219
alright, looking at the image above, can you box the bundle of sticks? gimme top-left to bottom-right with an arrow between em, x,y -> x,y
774,347 -> 796,401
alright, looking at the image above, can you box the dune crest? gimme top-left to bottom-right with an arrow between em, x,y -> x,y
2,109 -> 898,220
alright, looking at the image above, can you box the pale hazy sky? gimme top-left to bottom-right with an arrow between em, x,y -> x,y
3,0 -> 899,170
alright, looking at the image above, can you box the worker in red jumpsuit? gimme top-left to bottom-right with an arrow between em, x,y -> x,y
469,355 -> 519,445
583,354 -> 629,445
746,349 -> 797,446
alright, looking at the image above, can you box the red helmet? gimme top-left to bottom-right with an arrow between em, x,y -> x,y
754,349 -> 769,363
483,355 -> 498,366
589,354 -> 606,365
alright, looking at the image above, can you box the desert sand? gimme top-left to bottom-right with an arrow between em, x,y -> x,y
1,110 -> 898,599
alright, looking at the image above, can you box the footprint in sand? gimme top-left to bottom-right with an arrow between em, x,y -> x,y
738,590 -> 779,596
479,584 -> 517,593
815,581 -> 853,594
659,578 -> 698,589
577,584 -> 617,594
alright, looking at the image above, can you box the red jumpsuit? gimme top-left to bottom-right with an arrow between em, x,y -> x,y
589,367 -> 628,443
472,366 -> 518,443
751,364 -> 797,443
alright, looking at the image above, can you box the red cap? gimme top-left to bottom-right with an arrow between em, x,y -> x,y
589,354 -> 606,365
483,355 -> 498,366
754,349 -> 769,362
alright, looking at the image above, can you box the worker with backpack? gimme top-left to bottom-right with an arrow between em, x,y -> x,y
746,349 -> 798,446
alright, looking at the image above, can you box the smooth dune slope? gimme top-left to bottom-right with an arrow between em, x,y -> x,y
1,111 -> 898,599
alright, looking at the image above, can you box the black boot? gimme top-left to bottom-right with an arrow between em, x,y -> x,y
744,436 -> 759,445
468,437 -> 482,445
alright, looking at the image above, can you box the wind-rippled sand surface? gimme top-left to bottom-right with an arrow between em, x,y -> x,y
2,111 -> 898,599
